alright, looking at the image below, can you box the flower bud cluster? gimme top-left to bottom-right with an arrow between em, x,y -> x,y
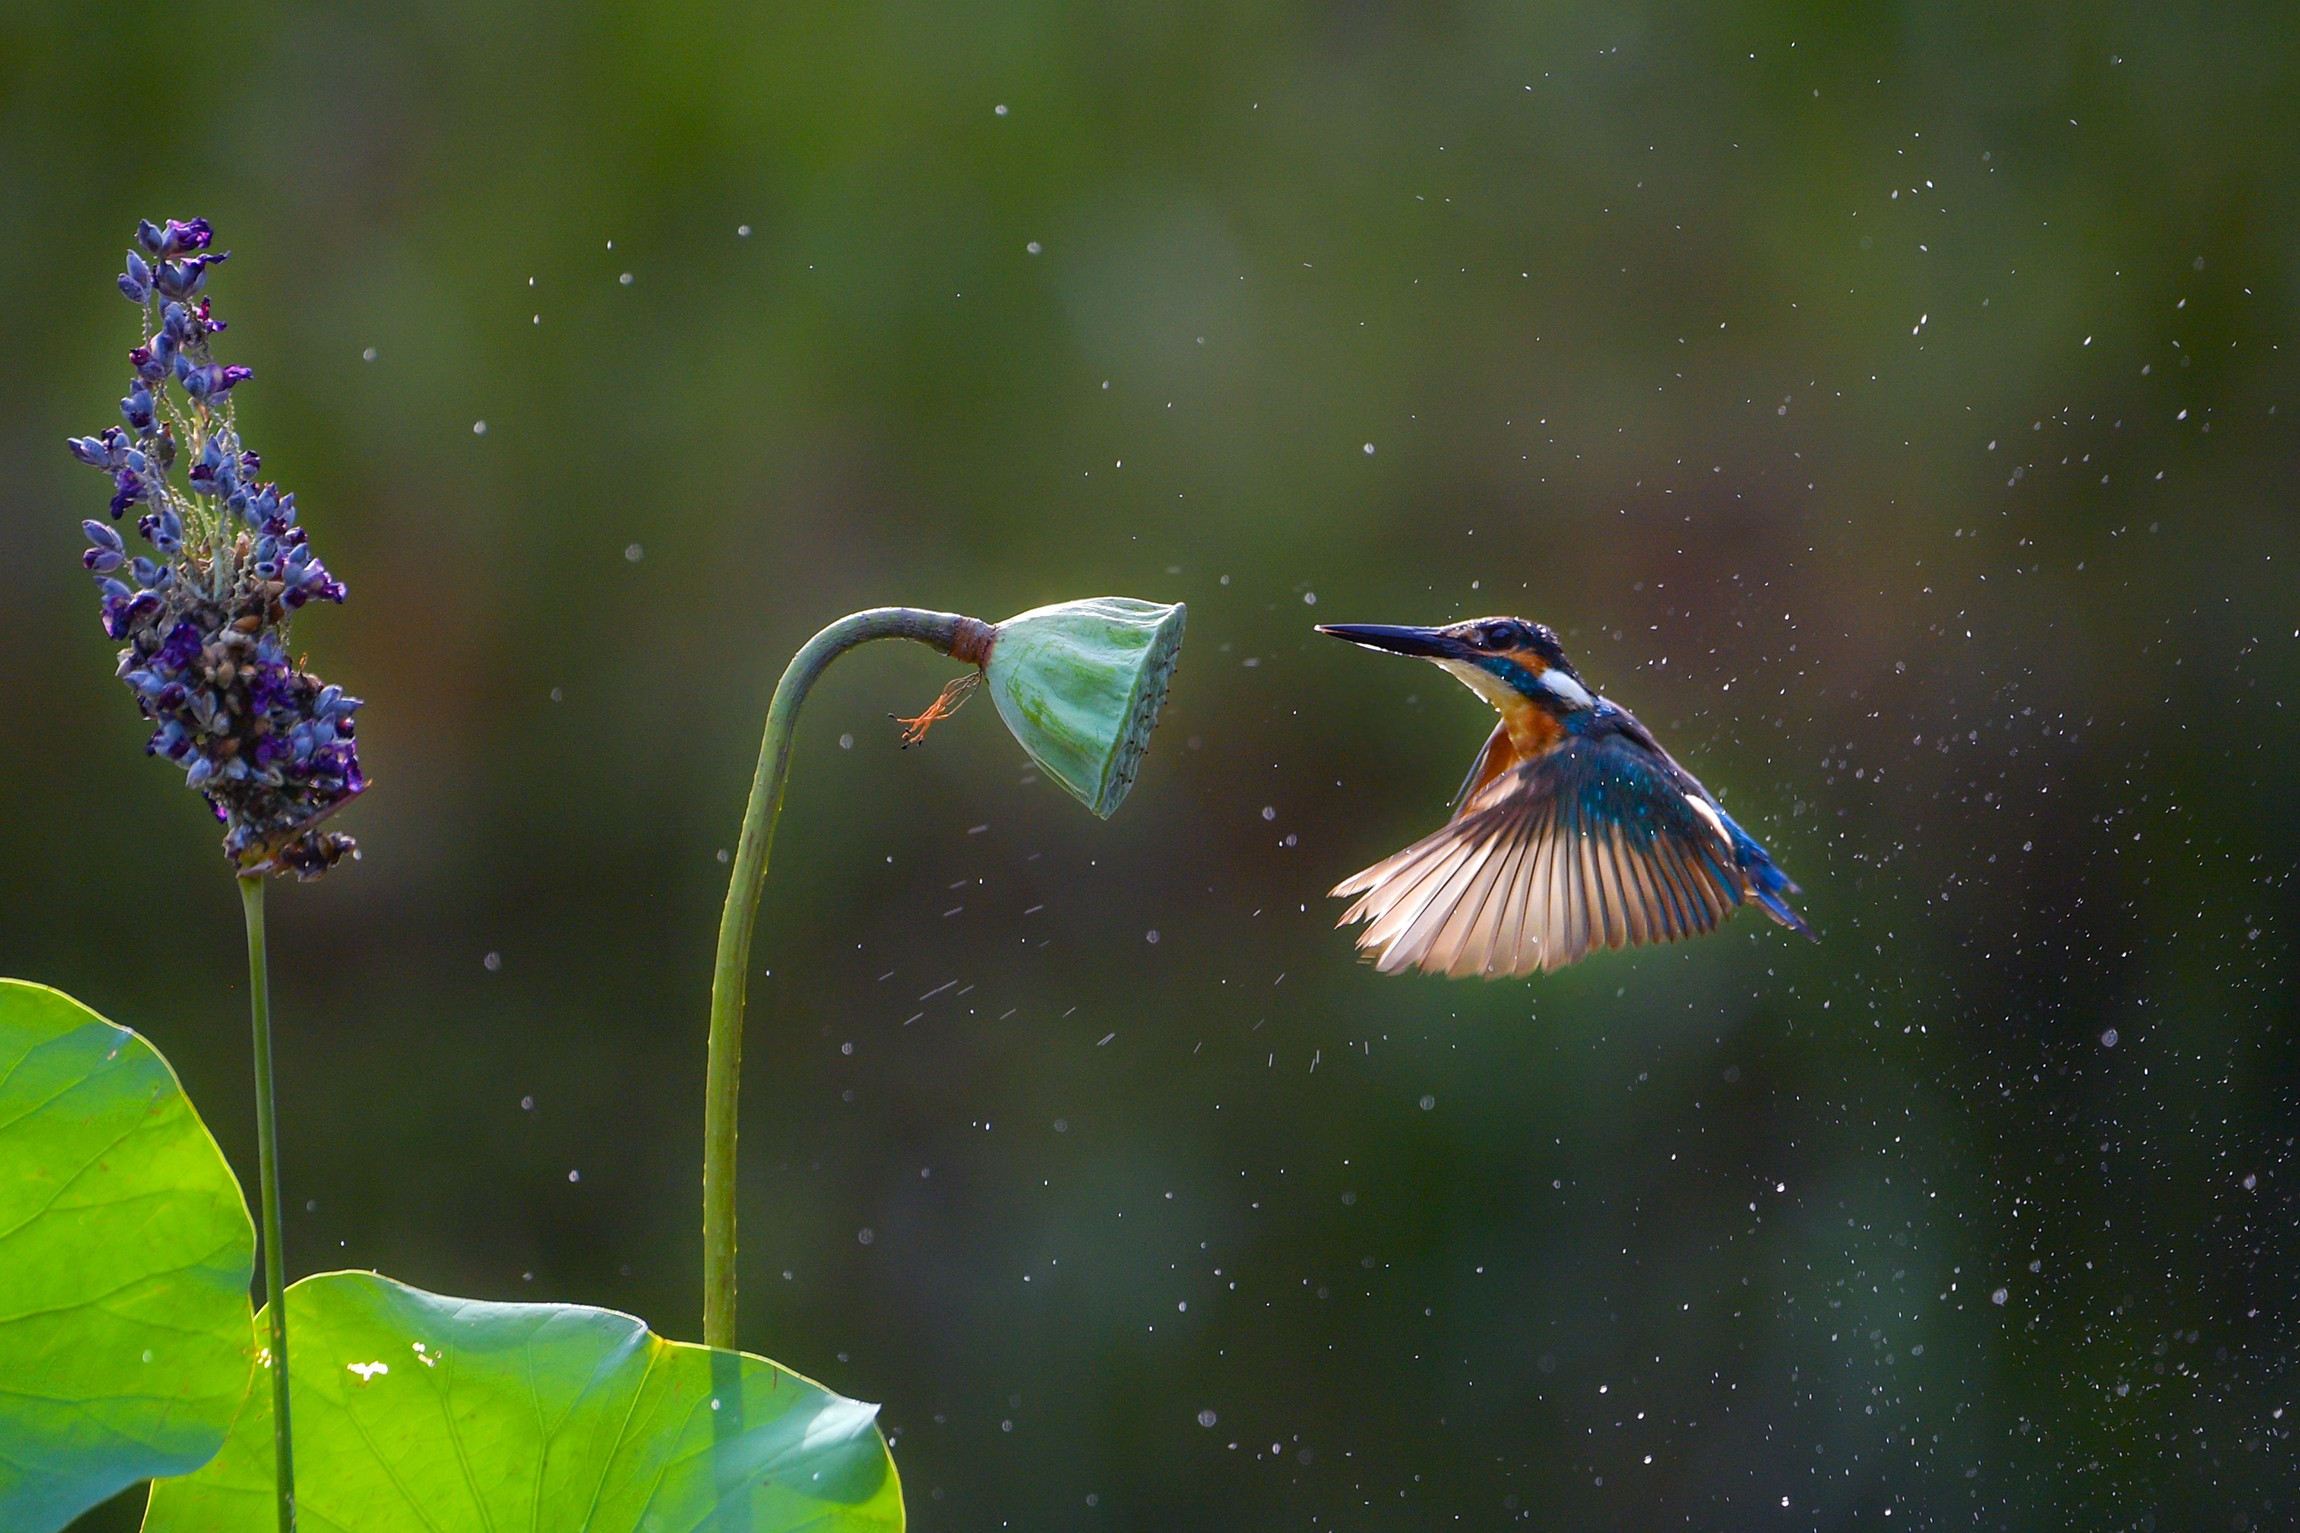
67,218 -> 362,878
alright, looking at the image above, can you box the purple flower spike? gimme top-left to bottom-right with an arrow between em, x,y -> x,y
70,217 -> 366,878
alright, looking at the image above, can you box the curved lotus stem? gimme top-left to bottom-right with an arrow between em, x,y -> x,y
703,599 -> 1184,1349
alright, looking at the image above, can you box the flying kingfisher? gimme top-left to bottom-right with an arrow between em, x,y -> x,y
1317,617 -> 1813,977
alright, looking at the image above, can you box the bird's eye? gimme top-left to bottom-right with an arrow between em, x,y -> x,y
1481,622 -> 1521,649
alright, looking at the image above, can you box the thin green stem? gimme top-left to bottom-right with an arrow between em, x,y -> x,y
704,607 -> 982,1350
239,873 -> 296,1533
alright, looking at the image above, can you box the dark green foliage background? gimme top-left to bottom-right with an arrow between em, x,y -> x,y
3,2 -> 2293,1527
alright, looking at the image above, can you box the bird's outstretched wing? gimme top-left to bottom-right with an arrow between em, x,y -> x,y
1332,727 -> 1747,977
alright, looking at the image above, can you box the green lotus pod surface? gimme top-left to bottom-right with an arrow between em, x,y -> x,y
984,597 -> 1185,818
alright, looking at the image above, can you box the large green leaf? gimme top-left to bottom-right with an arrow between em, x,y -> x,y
0,979 -> 256,1531
143,1270 -> 902,1532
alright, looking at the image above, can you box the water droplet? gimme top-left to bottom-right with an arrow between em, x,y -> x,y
1198,1409 -> 1219,1427
1419,1094 -> 1437,1111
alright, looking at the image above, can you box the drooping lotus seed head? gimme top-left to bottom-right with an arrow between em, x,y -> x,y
983,597 -> 1186,819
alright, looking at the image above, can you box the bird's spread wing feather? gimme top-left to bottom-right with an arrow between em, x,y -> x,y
1332,728 -> 1745,976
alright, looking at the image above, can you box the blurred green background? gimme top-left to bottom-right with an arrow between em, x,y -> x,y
6,2 -> 2295,1527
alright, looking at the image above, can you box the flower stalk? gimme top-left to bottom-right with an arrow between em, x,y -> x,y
68,220 -> 355,1529
703,598 -> 1183,1348
238,874 -> 295,1533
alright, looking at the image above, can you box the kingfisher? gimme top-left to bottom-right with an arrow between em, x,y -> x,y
1317,617 -> 1813,977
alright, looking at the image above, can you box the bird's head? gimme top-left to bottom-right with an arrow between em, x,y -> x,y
1316,616 -> 1596,716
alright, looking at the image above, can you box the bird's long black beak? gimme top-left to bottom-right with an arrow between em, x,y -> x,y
1315,623 -> 1466,660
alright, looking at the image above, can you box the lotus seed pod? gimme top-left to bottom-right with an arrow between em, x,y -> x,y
984,597 -> 1186,818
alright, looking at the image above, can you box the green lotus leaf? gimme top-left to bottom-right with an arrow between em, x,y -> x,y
0,980 -> 256,1532
142,1270 -> 902,1532
984,596 -> 1186,818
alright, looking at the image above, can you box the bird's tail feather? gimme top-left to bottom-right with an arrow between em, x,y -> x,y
1721,813 -> 1816,941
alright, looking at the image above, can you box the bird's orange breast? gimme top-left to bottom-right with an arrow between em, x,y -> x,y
1451,701 -> 1564,820
1502,698 -> 1565,758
